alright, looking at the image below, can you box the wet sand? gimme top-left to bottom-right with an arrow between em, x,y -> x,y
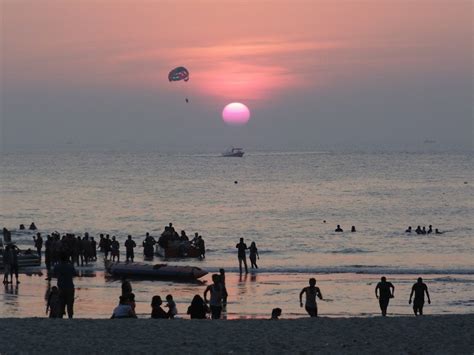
1,315 -> 473,354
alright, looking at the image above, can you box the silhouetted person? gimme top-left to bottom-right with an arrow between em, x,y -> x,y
3,228 -> 11,243
409,277 -> 431,316
165,294 -> 177,318
427,225 -> 433,234
204,274 -> 225,319
54,253 -> 76,318
249,241 -> 259,269
197,236 -> 205,259
111,236 -> 120,262
33,233 -> 43,262
421,226 -> 426,234
219,268 -> 228,307
125,235 -> 136,262
405,226 -> 412,233
299,278 -> 323,317
187,295 -> 209,319
351,226 -> 356,232
271,308 -> 282,320
375,276 -> 394,316
236,238 -> 248,274
151,295 -> 169,319
46,286 -> 61,318
111,295 -> 137,318
121,279 -> 132,298
415,226 -> 422,234
335,225 -> 343,232
29,222 -> 37,230
435,229 -> 443,234
19,224 -> 25,230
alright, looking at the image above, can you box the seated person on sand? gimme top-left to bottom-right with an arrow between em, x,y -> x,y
151,295 -> 169,319
165,294 -> 178,319
335,225 -> 343,232
187,294 -> 209,319
111,295 -> 137,318
271,308 -> 282,320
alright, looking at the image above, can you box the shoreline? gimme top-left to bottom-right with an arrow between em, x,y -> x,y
1,315 -> 473,354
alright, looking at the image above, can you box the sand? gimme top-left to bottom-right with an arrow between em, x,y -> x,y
0,315 -> 473,354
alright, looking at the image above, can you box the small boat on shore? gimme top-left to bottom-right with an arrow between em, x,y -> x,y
0,241 -> 40,269
155,241 -> 201,258
222,147 -> 244,157
105,261 -> 207,280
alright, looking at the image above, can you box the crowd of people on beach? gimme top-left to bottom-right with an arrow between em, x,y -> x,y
2,222 -> 436,320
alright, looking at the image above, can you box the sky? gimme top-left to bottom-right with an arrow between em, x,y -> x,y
1,0 -> 472,152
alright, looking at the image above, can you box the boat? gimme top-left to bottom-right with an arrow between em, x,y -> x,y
0,242 -> 41,269
105,261 -> 208,280
222,147 -> 244,157
155,241 -> 201,258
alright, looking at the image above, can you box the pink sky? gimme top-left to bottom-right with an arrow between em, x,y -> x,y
1,1 -> 472,151
3,1 -> 471,101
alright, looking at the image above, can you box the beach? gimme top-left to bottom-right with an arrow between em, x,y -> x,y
1,315 -> 473,354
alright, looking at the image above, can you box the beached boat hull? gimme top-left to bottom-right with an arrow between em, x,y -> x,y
105,261 -> 207,280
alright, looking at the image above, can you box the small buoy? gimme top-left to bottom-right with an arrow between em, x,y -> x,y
234,181 -> 238,184
323,220 -> 326,223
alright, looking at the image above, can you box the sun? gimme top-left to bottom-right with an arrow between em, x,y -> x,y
222,103 -> 250,126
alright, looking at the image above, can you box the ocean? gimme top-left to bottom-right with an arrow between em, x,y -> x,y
0,151 -> 473,318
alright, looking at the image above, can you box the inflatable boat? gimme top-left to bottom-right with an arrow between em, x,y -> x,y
105,261 -> 207,280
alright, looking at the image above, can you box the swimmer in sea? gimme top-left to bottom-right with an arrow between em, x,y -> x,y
299,278 -> 323,317
335,225 -> 343,232
405,226 -> 412,233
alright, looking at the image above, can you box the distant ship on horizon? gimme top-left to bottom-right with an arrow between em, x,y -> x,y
222,147 -> 244,157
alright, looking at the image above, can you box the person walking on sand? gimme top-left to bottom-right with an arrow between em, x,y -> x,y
236,238 -> 248,274
375,276 -> 394,316
54,253 -> 76,318
125,235 -> 136,262
249,241 -> 259,269
299,278 -> 323,317
204,274 -> 225,319
409,277 -> 431,316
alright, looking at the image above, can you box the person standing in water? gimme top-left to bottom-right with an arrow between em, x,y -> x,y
375,276 -> 395,316
33,233 -> 43,262
409,277 -> 431,316
235,238 -> 248,274
249,242 -> 259,269
125,235 -> 136,263
299,278 -> 323,317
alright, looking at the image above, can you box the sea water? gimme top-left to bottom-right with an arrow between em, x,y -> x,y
0,151 -> 473,318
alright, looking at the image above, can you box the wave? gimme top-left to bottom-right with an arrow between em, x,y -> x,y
203,265 -> 474,275
329,248 -> 372,254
